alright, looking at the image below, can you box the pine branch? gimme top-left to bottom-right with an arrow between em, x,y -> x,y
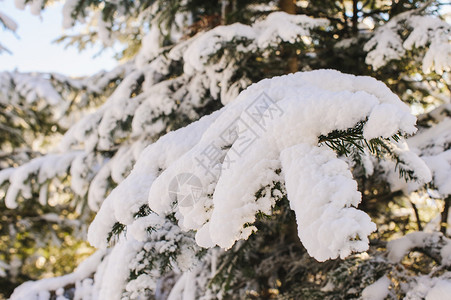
107,222 -> 126,244
318,121 -> 399,157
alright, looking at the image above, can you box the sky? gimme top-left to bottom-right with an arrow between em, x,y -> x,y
0,0 -> 117,77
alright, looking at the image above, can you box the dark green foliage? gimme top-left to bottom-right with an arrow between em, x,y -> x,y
107,222 -> 126,244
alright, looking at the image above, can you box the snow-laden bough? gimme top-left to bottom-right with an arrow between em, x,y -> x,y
88,69 -> 429,261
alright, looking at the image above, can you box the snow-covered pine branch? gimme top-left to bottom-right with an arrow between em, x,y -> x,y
373,104 -> 451,199
0,65 -> 128,152
90,69 -> 428,260
360,232 -> 451,300
364,7 -> 451,74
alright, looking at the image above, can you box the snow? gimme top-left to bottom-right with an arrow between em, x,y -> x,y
88,111 -> 220,248
87,160 -> 112,211
180,12 -> 329,76
404,16 -> 451,74
281,144 -> 376,261
70,153 -> 101,196
422,150 -> 451,196
97,240 -> 142,300
255,12 -> 328,47
404,107 -> 451,197
364,11 -> 451,74
13,0 -> 43,15
364,16 -> 405,70
363,103 -> 416,140
97,11 -> 114,47
393,140 -> 432,184
426,279 -> 451,300
9,238 -> 171,300
0,11 -> 18,32
181,23 -> 256,75
404,275 -> 451,300
62,0 -> 83,29
10,72 -> 63,106
14,0 -> 26,10
0,167 -> 14,187
9,250 -> 106,300
441,242 -> 451,266
361,276 -> 391,300
409,116 -> 451,156
387,232 -> 450,263
135,22 -> 164,66
88,69 -> 422,262
2,152 -> 80,209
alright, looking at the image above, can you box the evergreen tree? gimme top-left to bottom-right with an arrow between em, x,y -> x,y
1,0 -> 451,299
0,67 -> 128,295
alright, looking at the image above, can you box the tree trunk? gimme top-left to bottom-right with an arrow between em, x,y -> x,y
221,0 -> 229,25
352,0 -> 358,34
441,196 -> 451,235
279,0 -> 296,14
221,0 -> 236,25
279,0 -> 298,73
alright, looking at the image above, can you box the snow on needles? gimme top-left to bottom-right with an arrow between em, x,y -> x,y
364,12 -> 451,74
178,12 -> 329,76
88,69 -> 425,262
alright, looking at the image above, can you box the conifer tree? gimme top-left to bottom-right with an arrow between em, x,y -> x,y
1,0 -> 451,299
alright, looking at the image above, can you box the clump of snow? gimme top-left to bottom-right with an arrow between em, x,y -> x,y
87,111 -> 220,248
364,21 -> 405,70
426,279 -> 451,300
361,276 -> 391,300
14,0 -> 26,10
0,11 -> 18,32
254,12 -> 329,48
281,143 -> 376,261
135,23 -> 163,66
440,242 -> 451,266
363,103 -> 416,140
387,232 -> 451,263
10,72 -> 63,106
88,69 -> 422,262
422,150 -> 451,196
